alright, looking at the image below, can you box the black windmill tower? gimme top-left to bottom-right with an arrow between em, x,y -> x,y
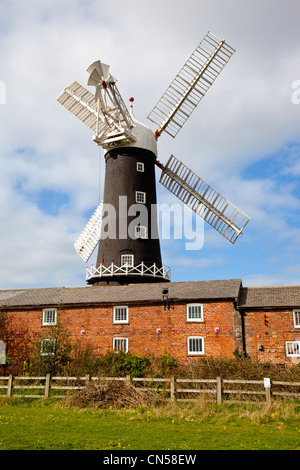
56,32 -> 250,286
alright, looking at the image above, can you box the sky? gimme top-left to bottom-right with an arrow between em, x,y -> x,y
0,0 -> 300,290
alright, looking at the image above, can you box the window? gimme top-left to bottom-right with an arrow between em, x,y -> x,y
187,336 -> 204,355
293,310 -> 300,328
113,306 -> 128,324
286,341 -> 300,357
121,254 -> 134,267
186,304 -> 203,322
41,339 -> 56,356
137,162 -> 144,172
136,191 -> 146,203
135,225 -> 147,239
42,308 -> 57,326
113,337 -> 128,353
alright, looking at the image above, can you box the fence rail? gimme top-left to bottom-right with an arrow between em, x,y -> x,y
0,375 -> 300,404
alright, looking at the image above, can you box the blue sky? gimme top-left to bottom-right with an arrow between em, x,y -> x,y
0,0 -> 300,289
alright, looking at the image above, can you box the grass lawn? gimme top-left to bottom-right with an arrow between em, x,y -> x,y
0,398 -> 299,450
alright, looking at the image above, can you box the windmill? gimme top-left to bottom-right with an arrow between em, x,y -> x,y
56,31 -> 250,286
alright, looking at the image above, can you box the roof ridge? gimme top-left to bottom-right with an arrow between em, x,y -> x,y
0,278 -> 242,294
242,285 -> 299,290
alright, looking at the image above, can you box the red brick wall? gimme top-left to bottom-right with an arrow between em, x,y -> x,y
4,299 -> 242,363
4,300 -> 300,366
243,308 -> 300,365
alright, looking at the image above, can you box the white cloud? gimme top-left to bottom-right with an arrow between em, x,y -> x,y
0,0 -> 300,288
243,267 -> 300,288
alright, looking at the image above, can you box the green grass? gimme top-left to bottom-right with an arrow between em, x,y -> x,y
0,399 -> 299,450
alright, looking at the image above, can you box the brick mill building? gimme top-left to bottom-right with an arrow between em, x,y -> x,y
1,279 -> 300,366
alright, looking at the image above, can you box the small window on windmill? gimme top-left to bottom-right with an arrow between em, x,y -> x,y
121,254 -> 134,267
136,191 -> 146,203
137,162 -> 144,172
135,225 -> 147,239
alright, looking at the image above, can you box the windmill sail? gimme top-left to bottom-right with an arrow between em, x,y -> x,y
74,201 -> 103,262
56,71 -> 135,150
56,81 -> 98,133
158,155 -> 250,244
147,31 -> 235,138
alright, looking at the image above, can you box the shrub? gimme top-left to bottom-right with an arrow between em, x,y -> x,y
97,351 -> 150,377
30,318 -> 72,375
187,356 -> 300,381
148,351 -> 180,377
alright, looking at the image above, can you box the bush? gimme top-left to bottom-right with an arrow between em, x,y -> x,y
65,340 -> 102,377
147,351 -> 180,377
30,319 -> 72,375
187,356 -> 300,381
97,351 -> 150,377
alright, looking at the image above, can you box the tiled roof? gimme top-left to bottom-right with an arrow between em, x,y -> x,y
0,279 -> 242,308
238,286 -> 300,309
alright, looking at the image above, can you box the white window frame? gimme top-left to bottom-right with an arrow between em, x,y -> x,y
113,306 -> 129,324
187,336 -> 204,356
137,162 -> 144,172
293,310 -> 300,328
42,308 -> 57,326
41,338 -> 56,356
186,303 -> 203,322
135,225 -> 147,239
286,341 -> 300,357
121,254 -> 134,267
136,191 -> 146,204
113,337 -> 128,353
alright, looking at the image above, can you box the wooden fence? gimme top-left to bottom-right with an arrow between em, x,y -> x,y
0,375 -> 300,404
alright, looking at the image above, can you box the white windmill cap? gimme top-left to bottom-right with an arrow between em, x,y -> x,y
126,114 -> 157,156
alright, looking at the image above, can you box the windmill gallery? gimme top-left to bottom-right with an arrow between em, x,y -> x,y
2,32 -> 299,367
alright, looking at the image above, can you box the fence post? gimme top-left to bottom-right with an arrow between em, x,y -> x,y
216,376 -> 222,405
85,374 -> 91,384
126,375 -> 132,386
170,376 -> 176,402
7,374 -> 13,397
45,374 -> 51,398
265,383 -> 272,404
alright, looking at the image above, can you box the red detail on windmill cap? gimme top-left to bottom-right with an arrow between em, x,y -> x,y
129,97 -> 134,102
102,81 -> 108,89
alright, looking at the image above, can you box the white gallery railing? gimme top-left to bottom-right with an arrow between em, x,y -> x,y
86,262 -> 171,282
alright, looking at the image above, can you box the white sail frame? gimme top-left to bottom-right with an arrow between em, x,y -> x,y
147,31 -> 235,138
159,155 -> 250,244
